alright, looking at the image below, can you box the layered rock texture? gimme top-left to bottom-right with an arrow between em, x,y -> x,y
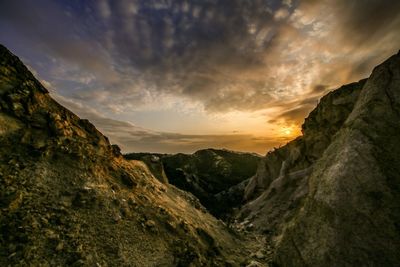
125,149 -> 260,218
237,51 -> 400,266
0,45 -> 257,266
238,79 -> 366,234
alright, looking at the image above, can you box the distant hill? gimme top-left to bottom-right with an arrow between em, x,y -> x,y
125,149 -> 260,218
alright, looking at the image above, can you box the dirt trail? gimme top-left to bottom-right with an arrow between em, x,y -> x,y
229,221 -> 273,267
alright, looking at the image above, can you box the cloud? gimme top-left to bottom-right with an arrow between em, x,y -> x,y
1,0 -> 400,154
270,104 -> 314,126
275,8 -> 290,21
53,93 -> 281,155
114,131 -> 283,155
331,0 -> 400,46
0,0 -> 294,113
3,0 -> 399,115
97,0 -> 112,19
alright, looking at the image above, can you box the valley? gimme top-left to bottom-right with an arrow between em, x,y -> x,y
1,44 -> 400,266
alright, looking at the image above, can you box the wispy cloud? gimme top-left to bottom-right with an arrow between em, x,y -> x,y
54,93 -> 282,154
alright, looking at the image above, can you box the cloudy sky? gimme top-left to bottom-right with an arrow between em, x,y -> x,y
1,0 -> 399,154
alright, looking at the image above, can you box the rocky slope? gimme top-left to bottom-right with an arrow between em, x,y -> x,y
125,149 -> 260,218
0,44 -> 257,266
237,51 -> 400,266
238,79 -> 366,235
124,152 -> 170,184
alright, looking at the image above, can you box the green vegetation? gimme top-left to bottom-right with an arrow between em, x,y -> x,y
125,149 -> 260,218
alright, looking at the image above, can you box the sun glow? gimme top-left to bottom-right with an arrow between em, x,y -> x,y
279,125 -> 300,139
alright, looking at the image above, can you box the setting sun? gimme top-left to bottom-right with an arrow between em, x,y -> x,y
279,125 -> 300,139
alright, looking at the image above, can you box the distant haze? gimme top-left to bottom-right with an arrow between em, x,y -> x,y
1,0 -> 399,154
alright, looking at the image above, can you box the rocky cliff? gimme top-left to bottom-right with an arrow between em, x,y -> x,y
0,44 -> 255,266
237,51 -> 400,266
238,79 -> 366,235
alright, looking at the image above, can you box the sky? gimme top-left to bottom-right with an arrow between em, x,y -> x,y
1,0 -> 399,154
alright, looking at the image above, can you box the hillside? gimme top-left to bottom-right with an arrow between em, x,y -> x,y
0,44 -> 260,266
125,149 -> 260,218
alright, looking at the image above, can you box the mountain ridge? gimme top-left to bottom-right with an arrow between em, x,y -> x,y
124,148 -> 260,218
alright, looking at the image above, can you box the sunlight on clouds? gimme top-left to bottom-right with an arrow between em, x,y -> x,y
274,8 -> 290,21
1,0 -> 399,153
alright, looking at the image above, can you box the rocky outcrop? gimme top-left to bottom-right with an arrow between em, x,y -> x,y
125,149 -> 260,218
244,79 -> 366,202
0,44 -> 251,266
237,51 -> 400,266
274,51 -> 400,266
238,79 -> 366,235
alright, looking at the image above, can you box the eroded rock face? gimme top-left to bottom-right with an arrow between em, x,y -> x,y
244,79 -> 366,203
0,44 -> 249,266
237,51 -> 400,266
0,44 -> 113,157
238,79 -> 366,237
274,51 -> 400,266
